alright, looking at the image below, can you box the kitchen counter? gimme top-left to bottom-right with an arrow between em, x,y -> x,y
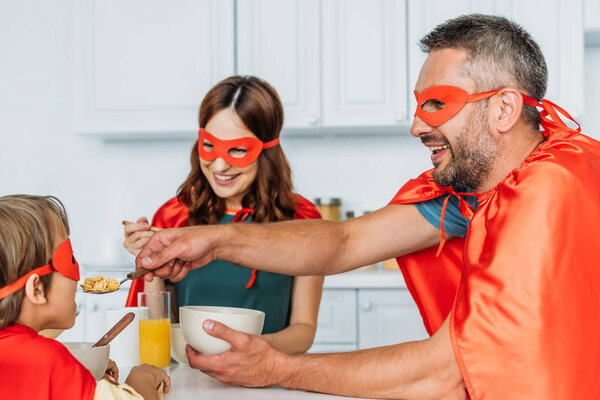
123,364 -> 365,400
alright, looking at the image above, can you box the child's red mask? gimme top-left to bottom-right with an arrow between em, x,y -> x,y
198,128 -> 280,168
0,239 -> 80,299
413,85 -> 540,127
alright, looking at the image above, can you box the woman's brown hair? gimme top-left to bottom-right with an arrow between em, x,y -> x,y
0,195 -> 70,329
178,76 -> 296,225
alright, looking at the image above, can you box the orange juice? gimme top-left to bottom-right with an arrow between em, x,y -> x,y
139,318 -> 171,368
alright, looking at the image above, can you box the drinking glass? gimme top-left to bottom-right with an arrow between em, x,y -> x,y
138,291 -> 171,370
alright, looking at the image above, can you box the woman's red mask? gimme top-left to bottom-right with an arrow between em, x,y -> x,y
0,239 -> 80,299
198,128 -> 280,168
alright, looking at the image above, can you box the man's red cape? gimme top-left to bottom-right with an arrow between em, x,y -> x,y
389,128 -> 600,399
126,195 -> 321,307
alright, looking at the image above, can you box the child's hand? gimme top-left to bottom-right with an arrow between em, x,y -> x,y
125,364 -> 171,399
103,359 -> 119,381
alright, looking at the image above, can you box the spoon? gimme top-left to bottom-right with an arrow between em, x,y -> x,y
87,268 -> 152,295
92,312 -> 135,348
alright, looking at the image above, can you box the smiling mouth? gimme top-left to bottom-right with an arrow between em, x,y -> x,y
214,173 -> 240,185
430,144 -> 449,154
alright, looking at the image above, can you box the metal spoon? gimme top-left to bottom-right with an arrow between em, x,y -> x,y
86,268 -> 151,294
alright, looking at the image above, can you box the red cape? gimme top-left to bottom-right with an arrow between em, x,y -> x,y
0,324 -> 96,399
126,195 -> 321,306
390,129 -> 600,399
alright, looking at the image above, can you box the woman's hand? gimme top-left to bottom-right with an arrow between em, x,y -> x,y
123,217 -> 155,256
103,359 -> 119,381
185,320 -> 285,387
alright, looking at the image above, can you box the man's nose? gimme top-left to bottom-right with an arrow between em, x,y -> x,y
410,115 -> 434,138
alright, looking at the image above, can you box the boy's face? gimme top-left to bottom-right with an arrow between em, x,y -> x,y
45,231 -> 78,329
46,272 -> 78,329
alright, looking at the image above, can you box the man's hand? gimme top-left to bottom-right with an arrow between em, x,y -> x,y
135,226 -> 215,282
186,320 -> 285,387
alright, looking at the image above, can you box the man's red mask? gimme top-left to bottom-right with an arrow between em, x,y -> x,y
198,128 -> 280,168
0,239 -> 80,299
413,85 -> 541,127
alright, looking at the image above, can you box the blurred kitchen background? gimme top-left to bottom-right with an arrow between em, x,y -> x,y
1,0 -> 599,347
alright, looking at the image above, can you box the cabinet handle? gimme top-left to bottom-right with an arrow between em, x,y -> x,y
360,300 -> 372,311
92,303 -> 99,312
308,115 -> 319,126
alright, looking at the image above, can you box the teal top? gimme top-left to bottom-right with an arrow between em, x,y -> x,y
167,214 -> 293,334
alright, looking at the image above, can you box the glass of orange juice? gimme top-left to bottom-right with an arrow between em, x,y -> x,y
138,291 -> 171,370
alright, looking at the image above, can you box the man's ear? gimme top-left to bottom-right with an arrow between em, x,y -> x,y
24,274 -> 49,305
490,87 -> 523,133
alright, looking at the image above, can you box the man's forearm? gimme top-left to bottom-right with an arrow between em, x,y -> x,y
274,319 -> 466,400
213,219 -> 351,276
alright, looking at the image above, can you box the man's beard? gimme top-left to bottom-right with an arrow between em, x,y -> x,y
431,105 -> 498,190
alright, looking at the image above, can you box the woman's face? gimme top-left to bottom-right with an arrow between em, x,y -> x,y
200,108 -> 259,209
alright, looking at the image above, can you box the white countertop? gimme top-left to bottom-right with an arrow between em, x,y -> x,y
121,364 -> 365,400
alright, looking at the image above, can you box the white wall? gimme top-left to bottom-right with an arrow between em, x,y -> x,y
1,1 -> 597,266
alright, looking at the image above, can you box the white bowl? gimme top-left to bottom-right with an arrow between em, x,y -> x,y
63,342 -> 110,380
171,323 -> 188,365
180,306 -> 265,355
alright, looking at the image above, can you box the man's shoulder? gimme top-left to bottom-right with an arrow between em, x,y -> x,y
500,133 -> 600,197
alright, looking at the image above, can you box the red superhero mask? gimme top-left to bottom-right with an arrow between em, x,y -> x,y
198,128 -> 280,168
414,85 -> 541,127
0,239 -> 80,299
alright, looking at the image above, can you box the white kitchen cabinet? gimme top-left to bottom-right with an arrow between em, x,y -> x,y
310,273 -> 429,353
236,0 -> 321,129
408,0 -> 584,117
357,289 -> 428,349
322,0 -> 408,127
311,289 -> 357,351
585,0 -> 600,32
74,0 -> 235,137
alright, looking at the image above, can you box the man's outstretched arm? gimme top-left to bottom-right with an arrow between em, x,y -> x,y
137,203 -> 443,280
188,316 -> 466,400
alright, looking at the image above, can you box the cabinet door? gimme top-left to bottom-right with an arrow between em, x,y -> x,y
236,0 -> 321,129
322,0 -> 408,127
585,0 -> 600,31
357,289 -> 428,349
408,0 -> 583,117
312,289 -> 357,344
74,0 -> 235,136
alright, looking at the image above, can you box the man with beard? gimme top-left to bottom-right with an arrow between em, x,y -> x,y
134,14 -> 600,400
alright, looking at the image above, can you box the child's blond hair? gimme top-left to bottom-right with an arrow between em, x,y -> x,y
0,195 -> 70,328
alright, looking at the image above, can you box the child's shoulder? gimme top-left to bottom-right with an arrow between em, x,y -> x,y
0,324 -> 79,364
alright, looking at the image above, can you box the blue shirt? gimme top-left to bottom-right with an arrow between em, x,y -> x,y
414,190 -> 479,237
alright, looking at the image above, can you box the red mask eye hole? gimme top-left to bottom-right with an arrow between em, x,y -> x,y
421,99 -> 446,112
228,147 -> 248,158
202,140 -> 214,152
72,256 -> 76,264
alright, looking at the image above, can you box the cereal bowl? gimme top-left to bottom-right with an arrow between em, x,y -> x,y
63,342 -> 110,380
179,306 -> 265,355
171,323 -> 188,365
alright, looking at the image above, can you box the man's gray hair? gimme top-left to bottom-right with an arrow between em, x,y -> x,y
420,14 -> 547,129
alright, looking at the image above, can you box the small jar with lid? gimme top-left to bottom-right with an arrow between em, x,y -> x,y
314,197 -> 342,221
